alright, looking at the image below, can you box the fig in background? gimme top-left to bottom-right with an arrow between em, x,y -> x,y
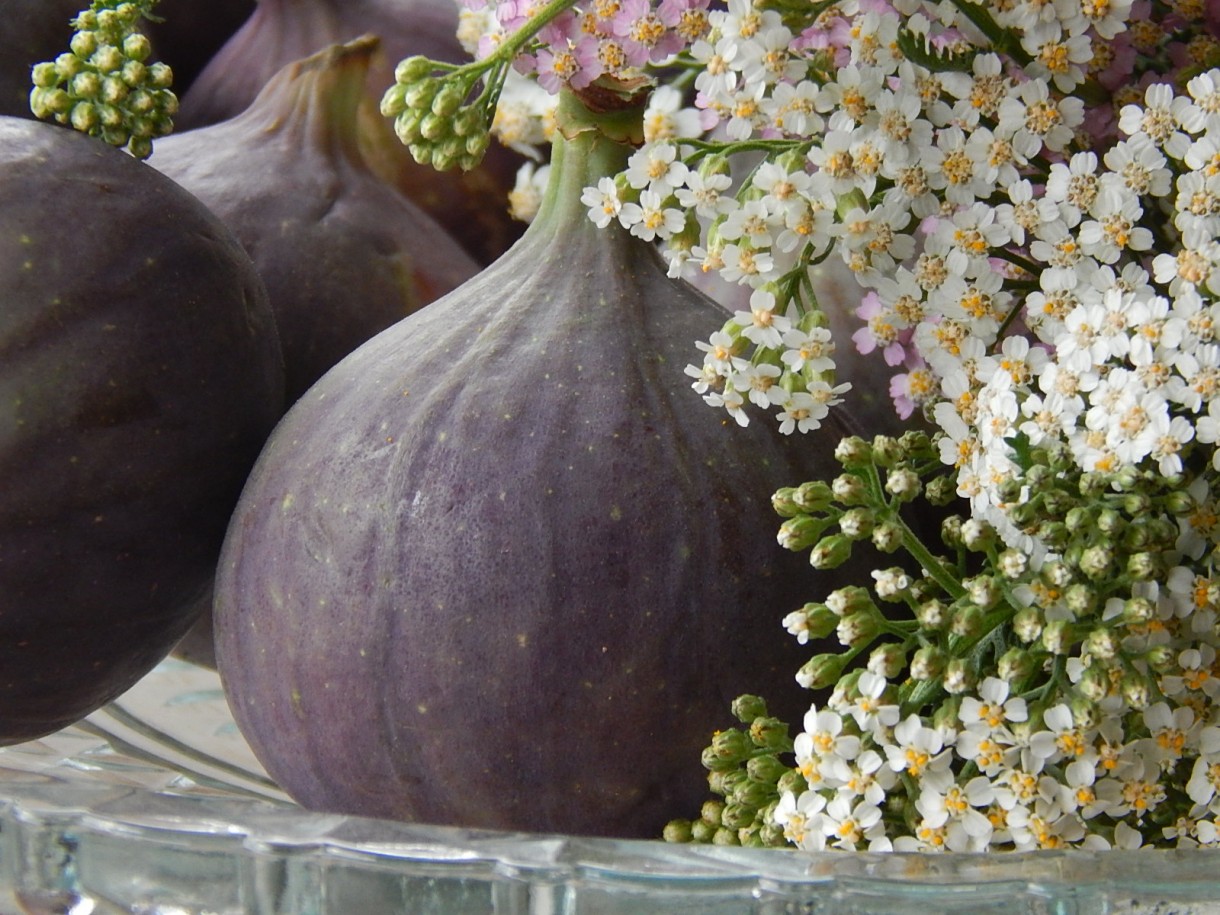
174,0 -> 524,264
142,0 -> 256,95
151,36 -> 481,667
0,0 -> 88,118
150,36 -> 479,405
212,87 -> 876,838
0,116 -> 284,744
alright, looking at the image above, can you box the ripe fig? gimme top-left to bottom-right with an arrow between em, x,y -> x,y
0,116 -> 283,743
174,0 -> 524,264
150,36 -> 479,405
213,89 -> 872,838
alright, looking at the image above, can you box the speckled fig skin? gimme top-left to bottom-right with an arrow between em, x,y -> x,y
0,117 -> 284,744
213,97 -> 870,838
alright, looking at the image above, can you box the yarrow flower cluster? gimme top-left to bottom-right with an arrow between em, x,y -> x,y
29,0 -> 176,159
376,0 -> 1220,853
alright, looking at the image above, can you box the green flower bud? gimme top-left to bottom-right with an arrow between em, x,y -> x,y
1085,626 -> 1120,660
964,575 -> 1001,610
1042,559 -> 1075,589
431,82 -> 464,118
825,585 -> 875,616
731,694 -> 768,723
867,643 -> 906,678
997,646 -> 1035,681
720,802 -> 756,830
1120,673 -> 1152,710
1065,506 -> 1092,532
831,472 -> 869,506
1096,507 -> 1124,535
71,31 -> 99,60
663,819 -> 694,843
932,695 -> 962,729
1127,551 -> 1161,581
797,652 -> 847,689
146,62 -> 172,89
711,728 -> 752,762
837,609 -> 880,648
916,598 -> 950,630
1122,491 -> 1152,515
1064,582 -> 1097,616
92,44 -> 124,74
746,754 -> 791,785
898,429 -> 933,458
925,474 -> 957,506
871,434 -> 902,468
870,520 -> 904,552
1164,488 -> 1196,515
690,818 -> 717,843
122,32 -> 151,62
997,548 -> 1028,579
809,534 -> 852,569
748,716 -> 790,750
116,56 -> 142,88
55,52 -> 85,80
771,487 -> 802,518
712,826 -> 739,845
100,75 -> 128,105
419,110 -> 450,141
1078,545 -> 1113,580
1013,606 -> 1044,642
884,467 -> 921,501
1145,644 -> 1176,673
778,514 -> 832,551
839,506 -> 876,539
942,658 -> 973,694
395,55 -> 434,84
71,101 -> 104,132
1122,596 -> 1155,625
951,603 -> 986,639
941,514 -> 964,548
126,87 -> 154,114
910,645 -> 946,680
1076,663 -> 1110,703
127,135 -> 153,160
960,518 -> 995,551
97,103 -> 123,127
1036,521 -> 1069,552
708,768 -> 746,797
1042,619 -> 1076,655
70,70 -> 101,99
834,435 -> 872,468
759,820 -> 787,847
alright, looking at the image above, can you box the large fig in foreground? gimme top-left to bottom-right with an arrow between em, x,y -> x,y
0,116 -> 283,743
214,90 -> 863,838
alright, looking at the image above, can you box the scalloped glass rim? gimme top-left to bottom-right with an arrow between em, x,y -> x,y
2,660 -> 1220,914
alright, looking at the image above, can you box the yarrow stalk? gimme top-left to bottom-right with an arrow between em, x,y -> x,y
382,0 -> 1220,852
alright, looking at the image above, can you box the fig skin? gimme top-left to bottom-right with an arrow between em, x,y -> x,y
214,94 -> 874,838
150,37 -> 480,405
174,0 -> 525,264
0,116 -> 284,744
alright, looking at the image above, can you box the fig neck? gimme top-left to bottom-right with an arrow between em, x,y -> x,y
528,86 -> 649,240
244,35 -> 377,165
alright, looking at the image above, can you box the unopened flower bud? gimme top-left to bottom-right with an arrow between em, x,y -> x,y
1085,626 -> 1120,660
797,653 -> 847,689
1065,506 -> 1092,532
1127,551 -> 1161,581
705,729 -> 752,767
884,467 -> 921,501
1042,619 -> 1076,655
746,754 -> 791,785
942,658 -> 973,694
826,585 -> 874,616
778,514 -> 832,551
1064,582 -> 1097,616
925,474 -> 957,506
690,818 -> 717,842
868,643 -> 906,678
777,770 -> 806,796
941,515 -> 964,548
998,646 -> 1035,681
664,819 -> 694,843
1122,491 -> 1152,515
831,473 -> 868,505
721,801 -> 757,830
964,575 -> 1000,610
871,434 -> 902,468
1122,596 -> 1155,625
1078,545 -> 1113,580
911,645 -> 946,680
731,695 -> 768,723
871,520 -> 904,552
951,603 -> 986,639
749,716 -> 790,749
1145,644 -> 1176,673
839,506 -> 876,539
917,598 -> 950,630
1120,673 -> 1152,710
997,548 -> 1028,579
1013,606 -> 1044,642
1076,663 -> 1110,702
960,518 -> 995,551
834,435 -> 872,468
837,609 -> 880,648
810,534 -> 853,569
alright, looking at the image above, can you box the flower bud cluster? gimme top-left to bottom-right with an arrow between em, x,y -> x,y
29,2 -> 175,159
380,57 -> 493,172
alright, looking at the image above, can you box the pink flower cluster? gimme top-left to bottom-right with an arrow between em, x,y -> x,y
467,0 -> 712,92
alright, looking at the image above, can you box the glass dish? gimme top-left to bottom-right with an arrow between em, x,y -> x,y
2,658 -> 1220,915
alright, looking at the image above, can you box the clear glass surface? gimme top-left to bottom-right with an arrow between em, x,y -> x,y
2,658 -> 1220,914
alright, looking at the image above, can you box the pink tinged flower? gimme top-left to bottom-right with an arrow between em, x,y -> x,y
889,362 -> 937,420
